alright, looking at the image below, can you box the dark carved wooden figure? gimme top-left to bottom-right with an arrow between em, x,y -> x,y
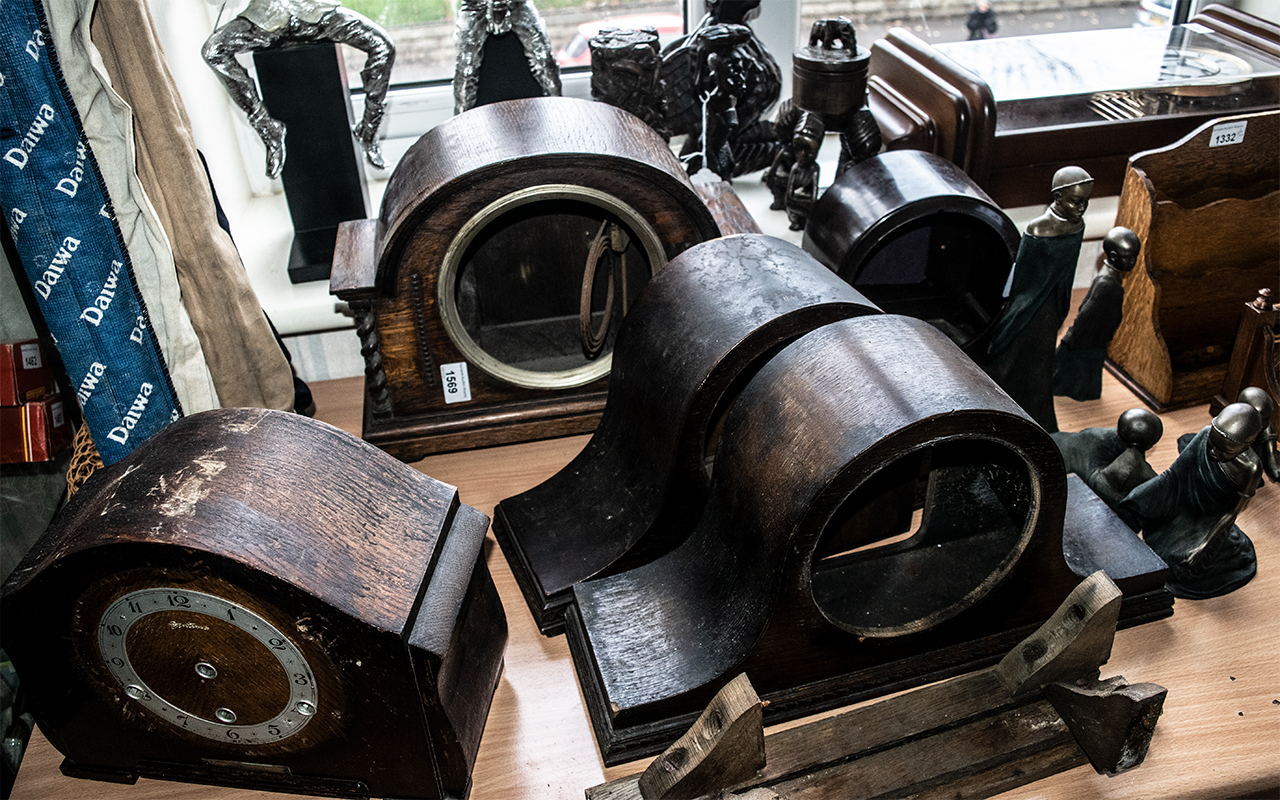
1053,227 -> 1140,401
589,27 -> 668,137
493,235 -> 882,635
330,97 -> 721,459
0,408 -> 506,799
984,166 -> 1094,432
1121,402 -> 1265,598
660,0 -> 781,178
802,149 -> 1020,360
565,313 -> 1171,764
765,18 -> 881,229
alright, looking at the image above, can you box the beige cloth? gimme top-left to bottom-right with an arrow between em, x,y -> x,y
42,0 -> 220,414
89,0 -> 295,412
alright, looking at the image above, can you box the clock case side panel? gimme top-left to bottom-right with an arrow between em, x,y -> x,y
407,504 -> 509,799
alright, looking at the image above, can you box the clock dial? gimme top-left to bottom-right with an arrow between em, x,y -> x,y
1157,47 -> 1252,96
97,588 -> 318,745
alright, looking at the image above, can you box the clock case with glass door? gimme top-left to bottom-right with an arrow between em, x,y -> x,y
332,97 -> 721,461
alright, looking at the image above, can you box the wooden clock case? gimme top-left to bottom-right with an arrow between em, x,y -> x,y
331,97 -> 721,461
0,408 -> 506,799
559,314 -> 1172,764
802,149 -> 1020,361
493,235 -> 882,635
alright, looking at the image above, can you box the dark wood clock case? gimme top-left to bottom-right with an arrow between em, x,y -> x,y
0,408 -> 506,799
560,314 -> 1173,764
331,96 -> 721,461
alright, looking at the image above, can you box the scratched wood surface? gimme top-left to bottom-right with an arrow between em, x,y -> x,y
10,291 -> 1279,800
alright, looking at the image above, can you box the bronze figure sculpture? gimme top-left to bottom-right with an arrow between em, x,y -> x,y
1182,386 -> 1280,482
1052,407 -> 1163,529
202,0 -> 395,176
1121,402 -> 1264,598
1053,227 -> 1140,401
1239,386 -> 1280,481
453,0 -> 561,115
985,166 -> 1094,432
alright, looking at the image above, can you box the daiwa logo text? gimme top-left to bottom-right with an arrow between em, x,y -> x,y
81,260 -> 123,326
33,236 -> 80,299
56,140 -> 87,197
107,382 -> 154,444
4,103 -> 55,169
77,362 -> 107,405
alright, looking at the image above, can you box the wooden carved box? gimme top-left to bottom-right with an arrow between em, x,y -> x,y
0,408 -> 507,799
331,97 -> 721,460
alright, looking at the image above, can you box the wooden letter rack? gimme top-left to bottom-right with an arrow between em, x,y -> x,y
564,314 -> 1172,764
1107,110 -> 1279,411
330,96 -> 720,460
0,408 -> 506,799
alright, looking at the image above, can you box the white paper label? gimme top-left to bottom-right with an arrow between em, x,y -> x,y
441,362 -> 472,404
19,342 -> 41,369
1209,120 -> 1247,148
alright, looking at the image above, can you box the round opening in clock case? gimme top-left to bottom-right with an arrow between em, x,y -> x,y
438,185 -> 666,390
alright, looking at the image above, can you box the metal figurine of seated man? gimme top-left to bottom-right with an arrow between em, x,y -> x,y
202,0 -> 395,177
1052,407 -> 1162,530
453,0 -> 562,115
1121,402 -> 1265,599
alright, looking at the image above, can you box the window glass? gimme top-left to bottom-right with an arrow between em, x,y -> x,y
798,0 -> 1142,49
339,0 -> 685,87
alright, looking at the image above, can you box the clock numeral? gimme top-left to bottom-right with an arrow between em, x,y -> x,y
109,657 -> 125,668
268,637 -> 287,650
176,714 -> 189,728
268,724 -> 282,737
226,730 -> 240,740
293,673 -> 310,686
226,607 -> 236,622
104,624 -> 123,637
127,600 -> 142,613
167,594 -> 190,608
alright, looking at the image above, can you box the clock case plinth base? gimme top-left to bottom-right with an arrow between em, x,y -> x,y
0,408 -> 506,800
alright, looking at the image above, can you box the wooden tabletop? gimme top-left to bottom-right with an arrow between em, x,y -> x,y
10,360 -> 1279,800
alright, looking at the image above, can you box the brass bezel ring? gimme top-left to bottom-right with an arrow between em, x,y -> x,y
438,184 -> 667,390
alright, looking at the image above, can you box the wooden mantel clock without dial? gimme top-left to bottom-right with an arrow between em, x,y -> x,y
330,96 -> 722,461
0,408 -> 507,799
